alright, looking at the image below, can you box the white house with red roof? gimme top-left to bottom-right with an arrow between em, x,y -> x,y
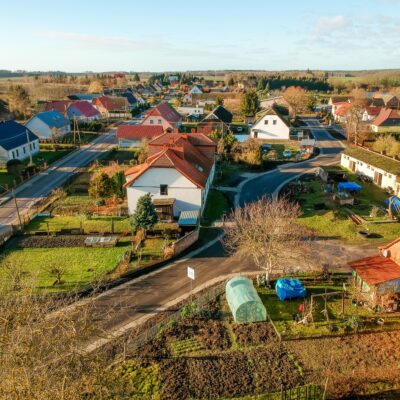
124,133 -> 216,218
92,96 -> 130,118
362,106 -> 382,122
66,101 -> 101,122
116,125 -> 164,147
141,102 -> 182,131
371,108 -> 400,133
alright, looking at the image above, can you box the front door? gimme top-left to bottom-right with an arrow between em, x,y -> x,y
349,160 -> 356,173
374,171 -> 383,186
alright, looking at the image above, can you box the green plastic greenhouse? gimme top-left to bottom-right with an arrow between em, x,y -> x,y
225,276 -> 267,324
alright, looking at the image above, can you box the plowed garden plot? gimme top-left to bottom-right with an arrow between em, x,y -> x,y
286,330 -> 400,399
12,235 -> 86,248
232,322 -> 277,346
158,346 -> 305,400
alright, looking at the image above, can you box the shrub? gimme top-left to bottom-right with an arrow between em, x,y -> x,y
6,159 -> 23,177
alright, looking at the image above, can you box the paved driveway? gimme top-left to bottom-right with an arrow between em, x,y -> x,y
239,120 -> 345,206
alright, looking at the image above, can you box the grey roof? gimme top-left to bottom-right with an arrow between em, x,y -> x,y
32,110 -> 70,128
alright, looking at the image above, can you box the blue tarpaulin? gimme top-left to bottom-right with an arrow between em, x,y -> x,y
275,278 -> 307,301
338,182 -> 362,192
385,196 -> 400,213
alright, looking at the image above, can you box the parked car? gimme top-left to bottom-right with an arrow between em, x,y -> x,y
283,149 -> 292,158
261,144 -> 271,154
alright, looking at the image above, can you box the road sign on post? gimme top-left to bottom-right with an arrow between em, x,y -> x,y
187,267 -> 195,280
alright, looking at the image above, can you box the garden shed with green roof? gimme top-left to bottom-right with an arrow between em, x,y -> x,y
225,276 -> 267,324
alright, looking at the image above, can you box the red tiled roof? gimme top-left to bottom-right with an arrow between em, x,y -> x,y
45,100 -> 72,113
335,103 -> 352,117
124,133 -> 215,189
365,106 -> 382,116
145,102 -> 181,124
116,125 -> 164,140
70,101 -> 100,117
349,255 -> 400,285
149,132 -> 215,148
372,108 -> 400,127
94,96 -> 127,111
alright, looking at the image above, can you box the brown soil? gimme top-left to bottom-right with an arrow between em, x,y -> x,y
232,322 -> 277,346
286,330 -> 400,399
13,235 -> 86,248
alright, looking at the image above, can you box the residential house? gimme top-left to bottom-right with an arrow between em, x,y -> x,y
67,101 -> 101,122
124,132 -> 216,218
141,102 -> 182,131
328,95 -> 352,108
371,93 -> 400,109
331,100 -> 351,118
44,100 -> 72,114
341,146 -> 400,193
93,96 -> 130,118
67,93 -> 101,101
250,105 -> 290,140
182,93 -> 193,104
362,107 -> 382,122
189,85 -> 203,95
349,238 -> 400,309
26,110 -> 71,140
120,92 -> 138,110
177,105 -> 204,118
370,108 -> 400,133
334,103 -> 353,123
116,125 -> 164,147
0,120 -> 39,163
197,105 -> 233,135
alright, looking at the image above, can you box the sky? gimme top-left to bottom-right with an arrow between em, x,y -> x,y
2,0 -> 400,72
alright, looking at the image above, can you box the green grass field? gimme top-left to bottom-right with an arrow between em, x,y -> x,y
0,245 -> 131,292
202,189 -> 230,224
26,215 -> 132,234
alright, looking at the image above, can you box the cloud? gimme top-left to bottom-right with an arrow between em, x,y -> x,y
312,15 -> 350,39
37,31 -> 166,52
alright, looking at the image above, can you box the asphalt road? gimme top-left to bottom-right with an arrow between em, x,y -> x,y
239,119 -> 345,206
0,131 -> 116,234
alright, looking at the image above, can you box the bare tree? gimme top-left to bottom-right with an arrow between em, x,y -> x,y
346,89 -> 369,146
224,197 -> 314,284
283,86 -> 307,119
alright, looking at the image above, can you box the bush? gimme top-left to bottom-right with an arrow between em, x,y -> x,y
6,159 -> 23,177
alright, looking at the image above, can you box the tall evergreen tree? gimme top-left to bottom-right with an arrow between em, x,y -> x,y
131,193 -> 158,234
241,90 -> 260,117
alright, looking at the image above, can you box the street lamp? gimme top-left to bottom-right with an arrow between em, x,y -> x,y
0,184 -> 22,228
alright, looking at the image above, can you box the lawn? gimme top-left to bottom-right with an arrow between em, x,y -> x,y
25,215 -> 132,234
258,283 -> 400,339
32,149 -> 72,167
202,189 -> 230,225
294,171 -> 400,243
102,147 -> 140,164
0,245 -> 131,292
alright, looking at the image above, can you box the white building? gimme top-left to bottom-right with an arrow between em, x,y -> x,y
341,147 -> 400,193
0,120 -> 39,163
26,110 -> 71,140
177,105 -> 204,117
125,133 -> 216,218
250,107 -> 290,140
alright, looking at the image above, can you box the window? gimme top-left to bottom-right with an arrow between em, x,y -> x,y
160,184 -> 168,195
158,119 -> 162,124
23,147 -> 26,154
273,120 -> 277,125
150,119 -> 154,124
11,151 -> 15,159
16,149 -> 19,157
264,120 -> 269,125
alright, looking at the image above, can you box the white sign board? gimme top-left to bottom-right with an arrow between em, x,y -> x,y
187,267 -> 195,280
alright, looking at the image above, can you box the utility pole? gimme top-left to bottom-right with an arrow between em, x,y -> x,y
25,129 -> 33,165
12,188 -> 22,228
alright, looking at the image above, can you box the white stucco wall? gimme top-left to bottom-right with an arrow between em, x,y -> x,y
126,167 -> 203,216
250,114 -> 290,140
0,139 -> 40,163
340,153 -> 399,191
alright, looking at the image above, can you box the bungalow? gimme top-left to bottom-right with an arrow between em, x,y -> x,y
25,110 -> 71,140
0,120 -> 39,163
349,238 -> 400,309
67,101 -> 101,122
116,125 -> 164,147
334,103 -> 353,123
341,146 -> 400,193
141,102 -> 182,131
250,106 -> 290,140
362,107 -> 382,122
93,96 -> 130,118
370,108 -> 400,133
125,132 -> 216,218
197,105 -> 233,135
